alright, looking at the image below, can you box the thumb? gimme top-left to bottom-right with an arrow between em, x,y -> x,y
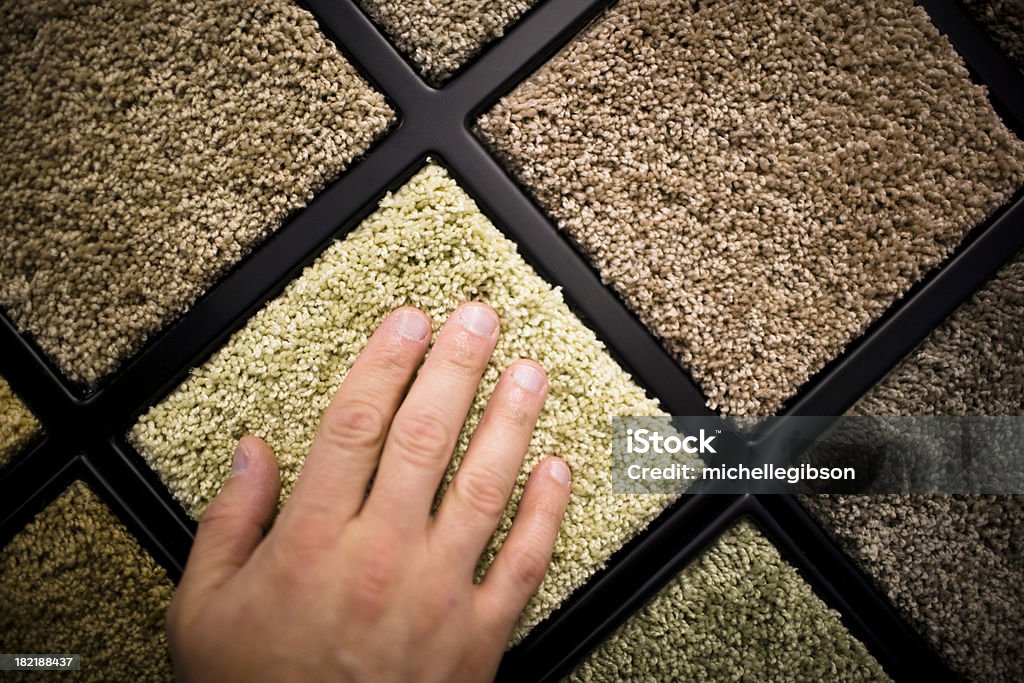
178,436 -> 280,601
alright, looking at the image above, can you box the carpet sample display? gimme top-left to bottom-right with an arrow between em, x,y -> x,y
477,0 -> 1024,416
0,376 -> 40,467
0,481 -> 175,682
962,0 -> 1024,72
801,251 -> 1024,681
0,0 -> 394,387
357,0 -> 538,85
130,163 -> 678,643
566,520 -> 888,682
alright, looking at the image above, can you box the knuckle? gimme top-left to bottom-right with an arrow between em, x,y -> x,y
371,342 -> 412,374
349,534 -> 401,618
441,340 -> 485,375
389,412 -> 453,467
456,464 -> 511,518
321,400 -> 389,451
197,495 -> 241,531
523,490 -> 565,528
505,544 -> 549,589
492,400 -> 530,428
267,532 -> 324,585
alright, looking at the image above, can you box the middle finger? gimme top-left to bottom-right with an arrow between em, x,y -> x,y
361,302 -> 500,533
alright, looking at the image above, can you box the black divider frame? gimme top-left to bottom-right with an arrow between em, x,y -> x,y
0,0 -> 1020,680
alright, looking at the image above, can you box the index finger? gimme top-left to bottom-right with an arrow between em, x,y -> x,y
277,307 -> 432,536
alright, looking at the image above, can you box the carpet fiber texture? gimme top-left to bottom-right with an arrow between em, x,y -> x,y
802,251 -> 1024,681
478,0 -> 1024,415
0,0 -> 394,386
357,0 -> 538,84
0,482 -> 175,682
0,376 -> 40,468
130,163 -> 676,643
566,520 -> 888,682
962,0 -> 1024,71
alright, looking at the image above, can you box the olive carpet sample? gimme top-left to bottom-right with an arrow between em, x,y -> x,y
566,520 -> 888,682
0,482 -> 174,682
0,376 -> 41,467
130,163 -> 678,643
0,0 -> 394,387
962,0 -> 1024,72
357,0 -> 538,84
802,251 -> 1024,681
478,0 -> 1024,416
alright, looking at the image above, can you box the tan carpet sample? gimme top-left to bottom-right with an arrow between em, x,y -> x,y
0,376 -> 41,467
0,0 -> 394,386
962,0 -> 1024,71
0,481 -> 175,682
801,251 -> 1024,681
566,520 -> 888,682
357,0 -> 538,84
130,163 -> 678,643
478,0 -> 1024,415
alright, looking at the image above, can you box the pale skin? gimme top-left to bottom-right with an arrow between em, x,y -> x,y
167,302 -> 572,682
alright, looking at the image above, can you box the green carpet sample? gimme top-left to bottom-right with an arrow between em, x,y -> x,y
0,376 -> 40,467
357,0 -> 538,84
801,251 -> 1024,681
0,482 -> 175,682
566,520 -> 888,682
0,0 -> 394,387
130,163 -> 676,643
962,0 -> 1024,71
477,0 -> 1024,416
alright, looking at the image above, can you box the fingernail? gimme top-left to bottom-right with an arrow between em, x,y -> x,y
458,304 -> 498,337
511,363 -> 546,392
230,441 -> 249,477
394,308 -> 431,341
549,460 -> 571,486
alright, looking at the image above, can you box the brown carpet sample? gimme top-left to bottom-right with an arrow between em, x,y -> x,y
0,376 -> 41,468
801,251 -> 1024,681
0,481 -> 175,682
357,0 -> 538,84
478,0 -> 1024,415
962,0 -> 1024,71
0,0 -> 394,387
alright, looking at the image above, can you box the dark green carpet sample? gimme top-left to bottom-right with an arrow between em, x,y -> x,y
565,520 -> 888,682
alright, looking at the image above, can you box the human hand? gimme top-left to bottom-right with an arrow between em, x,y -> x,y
166,303 -> 572,682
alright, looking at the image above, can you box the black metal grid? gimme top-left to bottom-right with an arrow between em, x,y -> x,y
1,0 -> 1021,680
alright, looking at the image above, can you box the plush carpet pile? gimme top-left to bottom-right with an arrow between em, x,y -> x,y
0,482 -> 175,682
802,251 -> 1024,681
962,0 -> 1024,71
0,376 -> 40,467
478,0 -> 1024,415
357,0 -> 538,84
130,163 -> 679,643
0,0 -> 394,386
566,520 -> 888,682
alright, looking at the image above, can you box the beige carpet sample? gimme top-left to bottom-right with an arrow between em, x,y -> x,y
357,0 -> 538,84
802,251 -> 1024,681
130,163 -> 677,643
0,482 -> 175,682
962,0 -> 1024,71
0,0 -> 394,386
478,0 -> 1024,416
566,520 -> 888,682
0,376 -> 41,467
